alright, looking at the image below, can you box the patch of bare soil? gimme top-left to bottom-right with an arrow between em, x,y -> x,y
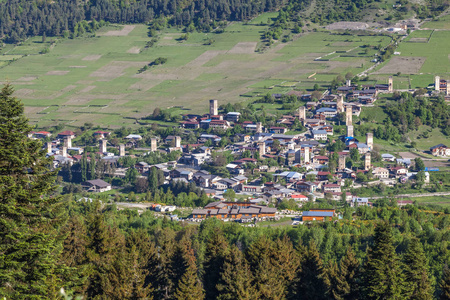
185,50 -> 226,67
228,42 -> 257,54
90,61 -> 148,81
46,70 -> 69,75
82,55 -> 102,61
129,79 -> 164,91
98,25 -> 135,36
17,76 -> 37,81
372,56 -> 426,74
14,89 -> 34,97
79,86 -> 96,93
127,47 -> 141,54
326,22 -> 369,30
69,66 -> 87,68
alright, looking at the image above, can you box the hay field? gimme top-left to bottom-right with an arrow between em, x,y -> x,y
0,18 -> 391,129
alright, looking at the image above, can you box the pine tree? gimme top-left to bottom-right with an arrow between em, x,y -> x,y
203,229 -> 229,300
364,221 -> 406,300
296,241 -> 329,300
0,84 -> 65,298
440,264 -> 450,300
404,237 -> 433,299
172,240 -> 204,300
326,246 -> 361,300
217,246 -> 259,300
246,236 -> 292,300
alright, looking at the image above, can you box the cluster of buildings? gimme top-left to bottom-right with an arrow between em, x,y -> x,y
27,76 -> 448,223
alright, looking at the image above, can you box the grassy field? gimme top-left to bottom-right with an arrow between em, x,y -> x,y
408,195 -> 450,208
422,15 -> 450,30
0,16 -> 394,129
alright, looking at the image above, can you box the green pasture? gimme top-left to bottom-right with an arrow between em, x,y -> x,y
0,21 -> 410,129
422,15 -> 450,30
397,30 -> 450,74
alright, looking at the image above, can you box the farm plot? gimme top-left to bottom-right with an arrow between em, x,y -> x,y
0,17 -> 394,128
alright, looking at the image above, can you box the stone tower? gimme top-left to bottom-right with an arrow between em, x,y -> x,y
61,146 -> 67,157
304,146 -> 310,164
346,106 -> 352,126
366,132 -> 373,150
100,139 -> 107,153
388,76 -> 393,92
447,80 -> 450,95
256,122 -> 263,134
47,142 -> 52,154
338,155 -> 346,170
64,136 -> 72,149
258,142 -> 266,159
150,138 -> 157,152
209,99 -> 218,116
347,125 -> 354,138
175,136 -> 181,148
337,95 -> 344,113
364,152 -> 371,171
298,106 -> 306,121
435,76 -> 440,91
119,144 -> 125,157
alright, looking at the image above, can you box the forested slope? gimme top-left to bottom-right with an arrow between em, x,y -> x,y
0,0 -> 294,43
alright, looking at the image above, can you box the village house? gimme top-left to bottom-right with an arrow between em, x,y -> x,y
323,183 -> 341,193
311,129 -> 328,141
372,167 -> 390,179
57,130 -> 76,139
430,144 -> 450,156
82,179 -> 112,192
302,209 -> 336,222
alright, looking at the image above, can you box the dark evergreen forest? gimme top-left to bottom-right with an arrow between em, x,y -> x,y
0,0 -> 294,43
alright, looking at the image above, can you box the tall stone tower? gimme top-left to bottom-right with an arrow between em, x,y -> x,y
119,144 -> 125,157
61,146 -> 67,157
388,76 -> 393,92
47,142 -> 52,154
347,125 -> 354,138
364,152 -> 371,171
258,142 -> 266,159
175,136 -> 181,148
338,155 -> 346,170
256,122 -> 263,134
209,99 -> 218,116
337,95 -> 344,113
304,146 -> 310,164
100,139 -> 107,153
447,80 -> 450,95
64,136 -> 72,149
435,76 -> 440,92
150,138 -> 158,152
346,106 -> 352,126
298,106 -> 306,121
366,132 -> 373,150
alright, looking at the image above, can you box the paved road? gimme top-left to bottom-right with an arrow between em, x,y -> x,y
368,191 -> 450,200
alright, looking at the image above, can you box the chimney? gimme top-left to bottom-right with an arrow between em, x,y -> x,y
64,136 -> 72,149
100,139 -> 107,154
119,144 -> 125,157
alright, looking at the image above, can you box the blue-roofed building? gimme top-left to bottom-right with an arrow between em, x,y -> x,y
312,129 -> 328,141
316,107 -> 337,118
302,210 -> 335,221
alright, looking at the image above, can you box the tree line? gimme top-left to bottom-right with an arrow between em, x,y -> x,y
0,0 -> 293,43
